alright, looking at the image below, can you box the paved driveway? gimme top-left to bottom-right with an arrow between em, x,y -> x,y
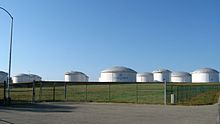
0,103 -> 218,124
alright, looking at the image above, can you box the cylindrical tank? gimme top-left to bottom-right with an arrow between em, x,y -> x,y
99,66 -> 137,82
0,71 -> 7,83
64,71 -> 89,82
13,73 -> 42,83
192,68 -> 219,83
136,72 -> 153,82
13,74 -> 29,83
153,69 -> 171,82
171,72 -> 191,83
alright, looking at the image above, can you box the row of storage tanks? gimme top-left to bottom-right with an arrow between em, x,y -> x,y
0,71 -> 87,83
98,66 -> 219,83
0,72 -> 42,83
65,66 -> 219,83
0,66 -> 219,83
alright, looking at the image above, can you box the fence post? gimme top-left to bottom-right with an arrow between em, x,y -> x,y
164,80 -> 167,105
85,83 -> 88,102
189,85 -> 192,104
32,80 -> 35,103
64,82 -> 67,100
108,83 -> 111,102
169,84 -> 175,105
176,86 -> 179,104
53,82 -> 56,101
136,82 -> 138,104
39,82 -> 42,101
4,81 -> 6,103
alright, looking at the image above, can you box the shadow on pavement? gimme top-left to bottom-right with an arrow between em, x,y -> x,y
0,119 -> 15,124
0,103 -> 76,113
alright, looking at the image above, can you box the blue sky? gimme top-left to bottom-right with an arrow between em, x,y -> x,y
0,0 -> 219,81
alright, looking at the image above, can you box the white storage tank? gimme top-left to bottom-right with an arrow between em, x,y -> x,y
64,71 -> 89,82
136,72 -> 153,82
153,69 -> 171,82
0,71 -> 7,83
99,66 -> 137,82
192,68 -> 219,83
13,73 -> 42,83
171,72 -> 191,83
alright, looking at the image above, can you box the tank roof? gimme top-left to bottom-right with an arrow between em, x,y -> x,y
14,73 -> 29,77
29,74 -> 41,78
0,71 -> 7,74
101,66 -> 137,73
153,69 -> 171,73
171,72 -> 191,77
137,72 -> 153,76
65,71 -> 88,77
192,68 -> 219,74
14,73 -> 41,77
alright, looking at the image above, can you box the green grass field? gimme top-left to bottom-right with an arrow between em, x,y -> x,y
179,91 -> 220,105
0,83 -> 164,104
166,83 -> 220,105
38,84 -> 164,104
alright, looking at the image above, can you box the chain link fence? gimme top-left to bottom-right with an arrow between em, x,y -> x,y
0,82 -> 5,104
166,83 -> 220,105
1,81 -> 164,104
1,81 -> 220,105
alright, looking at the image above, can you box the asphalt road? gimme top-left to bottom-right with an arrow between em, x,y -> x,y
0,103 -> 218,124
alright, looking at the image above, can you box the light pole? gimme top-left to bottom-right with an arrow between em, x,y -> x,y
0,7 -> 13,104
